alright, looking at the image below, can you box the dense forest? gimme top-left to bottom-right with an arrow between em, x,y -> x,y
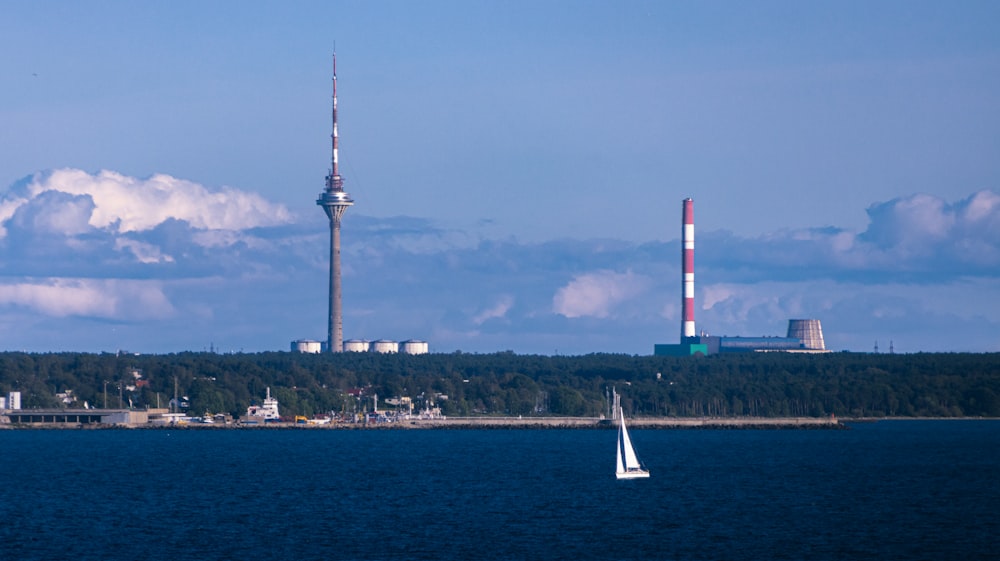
1,351 -> 998,419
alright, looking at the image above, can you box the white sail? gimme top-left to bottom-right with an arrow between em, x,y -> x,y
620,415 -> 641,469
615,406 -> 650,479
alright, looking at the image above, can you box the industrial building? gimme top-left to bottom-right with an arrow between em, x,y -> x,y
2,384 -> 163,427
1,407 -> 150,427
654,199 -> 828,356
664,318 -> 827,355
0,391 -> 20,410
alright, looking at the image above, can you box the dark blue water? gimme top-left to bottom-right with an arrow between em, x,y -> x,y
1,421 -> 997,560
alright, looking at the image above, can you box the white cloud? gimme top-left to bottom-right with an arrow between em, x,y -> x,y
4,168 -> 293,237
114,239 -> 175,264
0,197 -> 27,238
697,283 -> 784,328
0,168 -> 301,330
472,295 -> 514,325
0,279 -> 174,319
859,190 -> 1000,263
14,191 -> 96,235
962,190 -> 1000,223
701,284 -> 736,311
659,300 -> 678,321
0,168 -> 306,278
696,190 -> 1000,280
552,270 -> 649,319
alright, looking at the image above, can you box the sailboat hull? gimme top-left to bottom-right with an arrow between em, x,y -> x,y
616,469 -> 650,480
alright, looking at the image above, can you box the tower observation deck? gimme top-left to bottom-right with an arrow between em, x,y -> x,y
316,53 -> 353,352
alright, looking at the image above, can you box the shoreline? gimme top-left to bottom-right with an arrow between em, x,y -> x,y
2,415 -> 845,430
3,415 -> 997,430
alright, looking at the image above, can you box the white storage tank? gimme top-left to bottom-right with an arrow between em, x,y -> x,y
400,340 -> 429,355
291,339 -> 323,354
370,339 -> 399,354
343,339 -> 371,352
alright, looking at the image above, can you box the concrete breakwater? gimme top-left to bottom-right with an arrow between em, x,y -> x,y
391,416 -> 844,430
209,416 -> 842,429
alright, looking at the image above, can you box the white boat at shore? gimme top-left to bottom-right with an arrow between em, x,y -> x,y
246,387 -> 280,421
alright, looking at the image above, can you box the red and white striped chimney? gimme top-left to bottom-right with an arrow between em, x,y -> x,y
682,198 -> 695,339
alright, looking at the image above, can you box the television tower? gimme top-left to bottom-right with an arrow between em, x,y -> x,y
316,53 -> 354,352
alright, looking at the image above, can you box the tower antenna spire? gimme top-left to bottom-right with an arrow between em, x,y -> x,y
327,51 -> 343,191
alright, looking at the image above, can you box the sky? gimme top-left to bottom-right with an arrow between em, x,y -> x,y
1,0 -> 998,355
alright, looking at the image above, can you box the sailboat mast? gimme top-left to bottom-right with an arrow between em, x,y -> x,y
616,422 -> 625,474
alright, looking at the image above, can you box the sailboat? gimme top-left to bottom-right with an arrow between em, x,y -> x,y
615,406 -> 650,479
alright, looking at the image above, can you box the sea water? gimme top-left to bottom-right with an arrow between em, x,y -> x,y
1,421 -> 997,560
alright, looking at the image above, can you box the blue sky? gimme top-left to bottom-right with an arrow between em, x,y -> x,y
1,1 -> 998,354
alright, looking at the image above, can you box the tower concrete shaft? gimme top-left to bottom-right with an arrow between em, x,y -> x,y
316,53 -> 353,352
682,198 -> 695,339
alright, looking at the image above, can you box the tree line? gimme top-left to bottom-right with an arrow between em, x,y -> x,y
0,350 -> 998,419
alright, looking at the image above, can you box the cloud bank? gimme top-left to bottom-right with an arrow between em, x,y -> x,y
553,270 -> 649,319
0,169 -> 997,354
0,169 -> 293,236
